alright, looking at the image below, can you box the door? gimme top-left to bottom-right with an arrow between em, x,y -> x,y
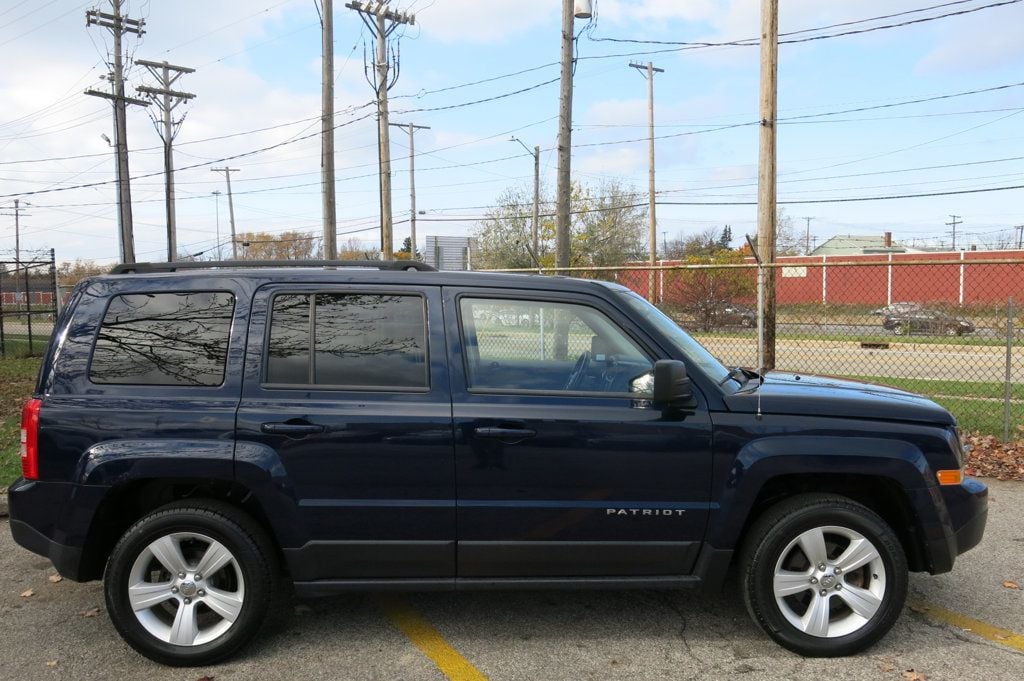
446,289 -> 714,579
236,285 -> 455,582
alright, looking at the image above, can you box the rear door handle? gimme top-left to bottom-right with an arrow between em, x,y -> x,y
473,427 -> 537,440
261,422 -> 325,436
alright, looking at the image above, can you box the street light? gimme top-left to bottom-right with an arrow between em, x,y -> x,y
510,136 -> 541,266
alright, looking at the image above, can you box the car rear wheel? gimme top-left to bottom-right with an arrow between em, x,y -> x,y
892,323 -> 906,336
104,500 -> 277,666
740,494 -> 907,657
945,325 -> 960,336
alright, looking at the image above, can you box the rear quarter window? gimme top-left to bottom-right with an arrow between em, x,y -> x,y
90,291 -> 235,386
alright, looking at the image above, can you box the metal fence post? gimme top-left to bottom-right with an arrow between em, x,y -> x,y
23,261 -> 33,355
1004,296 -> 1015,443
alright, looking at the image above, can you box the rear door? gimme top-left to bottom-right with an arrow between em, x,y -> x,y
445,288 -> 714,579
235,284 -> 455,582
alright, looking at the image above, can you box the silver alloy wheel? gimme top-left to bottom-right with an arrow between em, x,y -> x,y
127,532 -> 245,647
772,525 -> 887,638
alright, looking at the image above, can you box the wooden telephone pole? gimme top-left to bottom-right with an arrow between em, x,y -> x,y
136,59 -> 196,262
630,61 -> 664,302
320,0 -> 337,259
85,0 -> 148,264
345,1 -> 415,258
756,0 -> 779,370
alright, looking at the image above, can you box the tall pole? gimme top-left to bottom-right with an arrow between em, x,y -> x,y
321,0 -> 337,259
947,214 -> 962,251
13,199 -> 20,265
86,0 -> 147,264
390,122 -> 431,259
136,59 -> 196,262
344,1 -> 415,259
756,0 -> 779,370
555,0 -> 576,273
512,137 -> 542,264
375,14 -> 394,257
802,216 -> 813,254
630,61 -> 664,302
212,168 -> 240,259
212,191 -> 222,260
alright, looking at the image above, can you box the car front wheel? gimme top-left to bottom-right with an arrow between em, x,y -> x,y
740,494 -> 907,657
104,501 -> 277,666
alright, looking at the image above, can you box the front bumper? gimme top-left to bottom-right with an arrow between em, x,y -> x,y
7,478 -> 108,581
912,477 -> 988,574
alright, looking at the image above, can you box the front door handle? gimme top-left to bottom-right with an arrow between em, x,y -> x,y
261,421 -> 325,436
473,427 -> 537,440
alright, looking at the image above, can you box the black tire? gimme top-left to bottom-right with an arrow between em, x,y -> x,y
104,500 -> 278,666
945,325 -> 959,337
740,494 -> 907,657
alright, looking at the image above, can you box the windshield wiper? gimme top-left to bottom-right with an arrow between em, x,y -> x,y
719,366 -> 763,387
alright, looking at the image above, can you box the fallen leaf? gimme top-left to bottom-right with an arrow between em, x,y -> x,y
80,607 -> 100,618
1002,580 -> 1020,590
909,604 -> 930,614
878,657 -> 897,673
47,574 -> 63,584
20,588 -> 34,598
45,661 -> 58,668
901,670 -> 928,681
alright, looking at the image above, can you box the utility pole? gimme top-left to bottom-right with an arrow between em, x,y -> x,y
321,0 -> 337,259
390,122 -> 430,260
555,0 -> 588,273
345,1 -> 415,259
211,168 -> 240,259
86,0 -> 148,264
630,61 -> 664,302
212,191 -> 222,260
756,0 -> 779,370
802,216 -> 814,254
511,137 -> 541,263
1,200 -> 30,303
947,214 -> 962,251
135,59 -> 196,262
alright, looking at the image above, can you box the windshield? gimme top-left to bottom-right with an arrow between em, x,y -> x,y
617,289 -> 734,386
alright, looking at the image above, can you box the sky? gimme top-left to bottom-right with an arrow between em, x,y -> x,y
1,0 -> 1023,266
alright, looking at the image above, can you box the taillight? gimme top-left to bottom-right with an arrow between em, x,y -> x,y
20,398 -> 42,480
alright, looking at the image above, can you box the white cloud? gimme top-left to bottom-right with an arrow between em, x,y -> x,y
413,0 -> 555,44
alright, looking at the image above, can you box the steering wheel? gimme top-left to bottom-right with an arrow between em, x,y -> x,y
563,351 -> 593,391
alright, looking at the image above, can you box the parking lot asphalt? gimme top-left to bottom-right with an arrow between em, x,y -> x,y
1,481 -> 1021,681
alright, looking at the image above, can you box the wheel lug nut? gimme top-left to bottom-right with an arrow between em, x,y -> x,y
195,574 -> 202,581
171,586 -> 179,594
184,597 -> 191,604
178,572 -> 186,579
834,567 -> 842,574
198,589 -> 205,597
809,577 -> 818,584
835,584 -> 842,590
818,563 -> 826,571
819,589 -> 827,596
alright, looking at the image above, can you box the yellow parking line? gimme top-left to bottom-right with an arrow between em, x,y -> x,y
375,595 -> 489,681
910,601 -> 1024,653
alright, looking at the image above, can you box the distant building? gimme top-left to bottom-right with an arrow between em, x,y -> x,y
424,235 -> 475,270
808,232 -> 921,256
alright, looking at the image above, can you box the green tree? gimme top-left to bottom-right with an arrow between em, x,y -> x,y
664,249 -> 755,331
473,181 -> 646,269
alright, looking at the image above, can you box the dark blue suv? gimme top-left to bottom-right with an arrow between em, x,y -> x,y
8,261 -> 988,665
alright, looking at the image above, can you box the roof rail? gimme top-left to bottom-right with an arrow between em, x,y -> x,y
109,259 -> 438,274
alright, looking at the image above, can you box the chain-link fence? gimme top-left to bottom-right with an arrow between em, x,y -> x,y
492,256 -> 1024,440
0,250 -> 59,358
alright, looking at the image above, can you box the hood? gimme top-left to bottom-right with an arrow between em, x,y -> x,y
723,372 -> 955,425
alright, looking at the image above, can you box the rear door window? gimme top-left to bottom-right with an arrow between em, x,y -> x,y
266,292 -> 428,390
90,291 -> 235,386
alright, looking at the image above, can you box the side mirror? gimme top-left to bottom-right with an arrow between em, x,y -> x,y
653,359 -> 694,407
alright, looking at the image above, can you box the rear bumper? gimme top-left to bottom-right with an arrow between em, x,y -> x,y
7,478 -> 108,581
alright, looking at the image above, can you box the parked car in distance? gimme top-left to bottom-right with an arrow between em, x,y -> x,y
870,302 -> 922,317
882,308 -> 975,336
711,301 -> 756,328
9,260 -> 987,666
